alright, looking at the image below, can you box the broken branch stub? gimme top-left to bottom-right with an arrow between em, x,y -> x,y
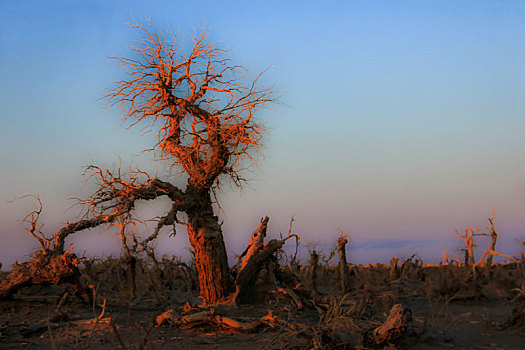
234,238 -> 286,304
337,234 -> 351,293
240,216 -> 269,270
233,216 -> 300,304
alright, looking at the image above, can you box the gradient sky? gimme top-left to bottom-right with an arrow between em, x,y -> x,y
1,0 -> 525,266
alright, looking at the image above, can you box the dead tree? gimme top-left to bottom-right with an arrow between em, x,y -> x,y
334,227 -> 351,293
389,257 -> 400,281
486,210 -> 498,266
309,249 -> 319,294
32,23 -> 276,304
455,226 -> 482,266
101,23 -> 278,304
7,22 -> 280,305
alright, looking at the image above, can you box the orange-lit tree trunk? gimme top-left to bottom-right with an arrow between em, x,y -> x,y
186,188 -> 231,303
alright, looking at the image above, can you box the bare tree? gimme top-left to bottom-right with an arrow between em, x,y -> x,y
92,22 -> 276,303
2,23 -> 279,304
485,209 -> 498,266
455,226 -> 482,266
334,227 -> 351,293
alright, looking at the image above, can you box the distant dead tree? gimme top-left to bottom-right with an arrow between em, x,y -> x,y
455,226 -> 482,266
334,226 -> 351,293
455,210 -> 503,268
485,209 -> 498,266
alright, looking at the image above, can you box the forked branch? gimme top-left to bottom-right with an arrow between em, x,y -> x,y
10,195 -> 51,252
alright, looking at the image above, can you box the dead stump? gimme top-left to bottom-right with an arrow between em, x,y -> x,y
373,303 -> 412,346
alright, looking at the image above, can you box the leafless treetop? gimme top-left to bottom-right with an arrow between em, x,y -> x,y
107,22 -> 278,189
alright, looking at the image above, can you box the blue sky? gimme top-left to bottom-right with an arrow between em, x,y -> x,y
1,1 -> 524,266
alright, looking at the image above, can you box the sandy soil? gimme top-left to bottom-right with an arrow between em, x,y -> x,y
1,262 -> 525,349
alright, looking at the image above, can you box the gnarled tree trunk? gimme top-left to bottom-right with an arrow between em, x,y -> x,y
186,188 -> 231,304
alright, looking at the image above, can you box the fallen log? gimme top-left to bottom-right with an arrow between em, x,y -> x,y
156,308 -> 278,331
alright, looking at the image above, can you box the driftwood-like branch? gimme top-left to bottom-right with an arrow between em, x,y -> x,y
142,203 -> 179,249
54,213 -> 122,253
9,195 -> 51,252
1,169 -> 189,300
156,308 -> 278,331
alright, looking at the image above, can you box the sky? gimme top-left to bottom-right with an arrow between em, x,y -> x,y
1,0 -> 525,267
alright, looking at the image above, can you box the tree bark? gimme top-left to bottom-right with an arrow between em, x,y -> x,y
186,188 -> 231,304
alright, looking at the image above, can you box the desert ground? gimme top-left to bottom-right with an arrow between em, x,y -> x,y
1,248 -> 525,349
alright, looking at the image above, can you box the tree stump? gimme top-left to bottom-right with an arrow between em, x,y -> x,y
310,249 -> 319,294
337,235 -> 351,293
373,304 -> 412,345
